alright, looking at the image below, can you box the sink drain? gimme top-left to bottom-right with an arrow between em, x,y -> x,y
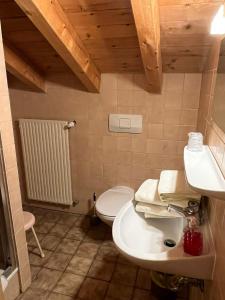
164,239 -> 176,248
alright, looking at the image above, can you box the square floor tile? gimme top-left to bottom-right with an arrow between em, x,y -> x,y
84,227 -> 107,242
66,227 -> 87,241
31,207 -> 47,216
78,278 -> 108,300
26,231 -> 45,247
30,265 -> 41,281
132,288 -> 152,300
106,283 -> 133,300
17,288 -> 49,300
96,245 -> 119,262
44,252 -> 72,271
29,248 -> 53,267
112,264 -> 137,286
31,268 -> 62,291
75,215 -> 91,229
54,272 -> 84,297
136,268 -> 151,290
43,211 -> 62,223
66,255 -> 93,276
88,260 -> 115,281
49,224 -> 70,238
76,242 -> 100,259
47,292 -> 73,300
118,255 -> 136,266
55,238 -> 80,255
27,245 -> 34,252
41,235 -> 61,250
35,215 -> 44,225
58,213 -> 80,227
34,222 -> 55,234
101,240 -> 115,248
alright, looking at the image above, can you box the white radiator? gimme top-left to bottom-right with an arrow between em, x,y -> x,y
19,119 -> 73,205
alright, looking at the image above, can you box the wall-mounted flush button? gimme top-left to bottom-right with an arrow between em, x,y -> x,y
109,114 -> 142,133
119,118 -> 131,129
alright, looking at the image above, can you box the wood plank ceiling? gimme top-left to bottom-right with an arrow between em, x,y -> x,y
0,0 -> 223,78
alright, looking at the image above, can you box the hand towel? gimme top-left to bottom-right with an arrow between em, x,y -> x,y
135,179 -> 158,203
136,202 -> 181,218
134,177 -> 196,208
158,170 -> 201,202
144,213 -> 179,219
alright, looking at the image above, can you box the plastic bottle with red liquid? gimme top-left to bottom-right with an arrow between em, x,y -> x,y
183,216 -> 203,256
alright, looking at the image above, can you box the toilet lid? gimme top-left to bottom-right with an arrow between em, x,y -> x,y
96,186 -> 134,217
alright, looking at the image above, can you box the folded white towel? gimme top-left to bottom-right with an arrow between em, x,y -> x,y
158,170 -> 200,202
136,202 -> 181,218
160,193 -> 201,202
135,179 -> 158,203
135,179 -> 193,209
134,172 -> 201,219
144,213 -> 179,219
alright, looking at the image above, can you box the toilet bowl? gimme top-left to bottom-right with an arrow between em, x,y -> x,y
96,186 -> 134,226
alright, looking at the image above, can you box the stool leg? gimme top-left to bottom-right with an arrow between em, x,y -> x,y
31,226 -> 45,258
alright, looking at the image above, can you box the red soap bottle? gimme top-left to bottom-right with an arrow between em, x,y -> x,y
183,217 -> 203,256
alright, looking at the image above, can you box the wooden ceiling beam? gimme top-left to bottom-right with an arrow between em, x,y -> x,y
15,0 -> 101,93
4,42 -> 45,92
131,0 -> 162,93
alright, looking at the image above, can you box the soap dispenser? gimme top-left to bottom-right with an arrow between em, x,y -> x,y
183,216 -> 203,256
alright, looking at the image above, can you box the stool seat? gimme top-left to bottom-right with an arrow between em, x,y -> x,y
23,210 -> 45,258
23,211 -> 35,231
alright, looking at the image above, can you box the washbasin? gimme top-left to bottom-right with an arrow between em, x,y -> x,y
112,201 -> 215,280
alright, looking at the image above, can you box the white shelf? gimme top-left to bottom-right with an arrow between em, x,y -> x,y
184,145 -> 225,200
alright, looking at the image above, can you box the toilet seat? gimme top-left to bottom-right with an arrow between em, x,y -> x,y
96,186 -> 134,218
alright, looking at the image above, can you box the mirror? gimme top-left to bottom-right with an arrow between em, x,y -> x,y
213,38 -> 225,132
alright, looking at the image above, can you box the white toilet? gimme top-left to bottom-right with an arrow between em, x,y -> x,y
96,186 -> 134,226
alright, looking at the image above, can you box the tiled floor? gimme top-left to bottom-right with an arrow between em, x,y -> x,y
17,206 -> 188,300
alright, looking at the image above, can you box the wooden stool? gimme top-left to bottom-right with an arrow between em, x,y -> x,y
23,211 -> 45,258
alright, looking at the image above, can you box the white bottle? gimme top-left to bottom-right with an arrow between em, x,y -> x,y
187,132 -> 203,152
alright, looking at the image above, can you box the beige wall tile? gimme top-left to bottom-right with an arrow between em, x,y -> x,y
131,136 -> 147,153
117,74 -> 133,90
163,124 -> 180,140
100,73 -> 117,92
182,73 -> 202,109
117,90 -> 133,107
164,109 -> 181,125
147,139 -> 164,154
132,153 -> 147,166
180,109 -> 198,126
117,136 -> 132,152
164,73 -> 185,93
148,124 -> 163,139
164,91 -> 183,110
150,101 -> 164,124
117,151 -> 132,166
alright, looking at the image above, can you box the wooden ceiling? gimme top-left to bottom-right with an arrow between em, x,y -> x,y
0,0 -> 223,91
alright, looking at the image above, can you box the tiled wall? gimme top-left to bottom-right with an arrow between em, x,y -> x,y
0,24 -> 31,294
196,37 -> 225,300
9,72 -> 202,214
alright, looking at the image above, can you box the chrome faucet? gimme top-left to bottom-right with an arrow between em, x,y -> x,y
168,198 -> 204,225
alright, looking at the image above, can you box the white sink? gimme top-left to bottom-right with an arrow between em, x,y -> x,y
113,201 -> 215,280
184,145 -> 225,200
